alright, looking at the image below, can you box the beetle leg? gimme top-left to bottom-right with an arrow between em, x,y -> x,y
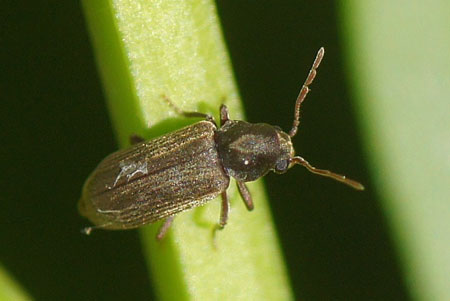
80,222 -> 113,235
212,191 -> 229,247
162,95 -> 216,126
236,181 -> 254,211
81,226 -> 94,235
156,216 -> 175,240
129,134 -> 145,145
218,190 -> 230,228
219,104 -> 230,126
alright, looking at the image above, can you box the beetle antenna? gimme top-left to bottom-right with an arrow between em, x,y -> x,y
291,156 -> 365,190
289,47 -> 325,137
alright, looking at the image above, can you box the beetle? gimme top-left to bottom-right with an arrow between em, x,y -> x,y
78,47 -> 364,239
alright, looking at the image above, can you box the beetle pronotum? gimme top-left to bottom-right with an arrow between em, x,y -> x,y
78,47 -> 364,239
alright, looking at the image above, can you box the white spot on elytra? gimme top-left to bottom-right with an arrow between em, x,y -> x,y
109,161 -> 148,188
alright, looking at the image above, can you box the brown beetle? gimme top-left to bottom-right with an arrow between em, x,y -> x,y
78,48 -> 364,239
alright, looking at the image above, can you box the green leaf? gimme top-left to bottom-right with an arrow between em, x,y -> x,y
0,265 -> 31,301
340,2 -> 450,300
81,0 -> 293,299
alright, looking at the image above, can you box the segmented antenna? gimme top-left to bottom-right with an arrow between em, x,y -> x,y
289,47 -> 325,137
291,156 -> 365,190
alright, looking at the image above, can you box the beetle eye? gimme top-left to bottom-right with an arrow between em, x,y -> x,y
274,159 -> 289,174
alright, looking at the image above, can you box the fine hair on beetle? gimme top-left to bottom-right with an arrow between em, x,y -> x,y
78,47 -> 364,240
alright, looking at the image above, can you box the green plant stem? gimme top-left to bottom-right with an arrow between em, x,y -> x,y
81,0 -> 293,299
0,265 -> 31,301
340,2 -> 450,300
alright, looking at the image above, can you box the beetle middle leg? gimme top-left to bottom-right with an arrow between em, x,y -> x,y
212,190 -> 230,243
218,190 -> 230,229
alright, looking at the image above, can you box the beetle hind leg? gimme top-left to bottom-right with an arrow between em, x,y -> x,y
156,216 -> 175,240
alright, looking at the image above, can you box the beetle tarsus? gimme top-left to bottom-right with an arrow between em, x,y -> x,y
211,223 -> 225,250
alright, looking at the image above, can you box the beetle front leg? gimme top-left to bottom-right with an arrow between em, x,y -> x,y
237,181 -> 254,211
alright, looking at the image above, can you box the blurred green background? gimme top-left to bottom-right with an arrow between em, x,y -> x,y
1,1 -> 448,300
